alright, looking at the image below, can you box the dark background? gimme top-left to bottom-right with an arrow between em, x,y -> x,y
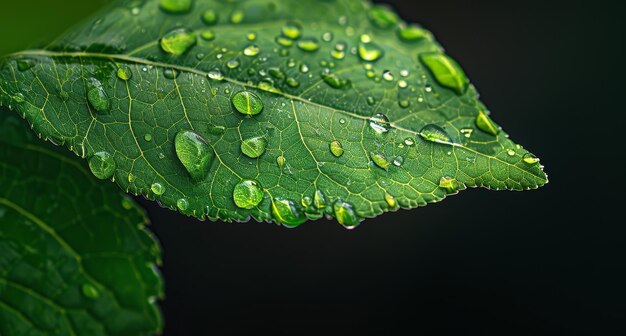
1,0 -> 624,334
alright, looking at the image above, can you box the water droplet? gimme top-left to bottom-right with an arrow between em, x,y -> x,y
121,196 -> 134,210
439,176 -> 459,193
371,152 -> 390,170
86,78 -> 110,113
419,52 -> 469,95
233,180 -> 263,209
159,0 -> 192,14
82,283 -> 99,299
385,193 -> 396,208
202,9 -> 218,25
297,38 -> 320,52
158,153 -> 165,159
400,69 -> 410,77
232,91 -> 263,116
275,36 -> 293,47
175,130 -> 214,181
241,136 -> 267,158
475,111 -> 500,136
419,124 -> 452,144
523,153 -> 540,164
117,66 -> 132,81
88,151 -> 115,180
286,77 -> 300,88
268,67 -> 284,79
302,196 -> 313,208
369,113 -> 390,134
230,9 -> 245,24
16,59 -> 35,71
404,138 -> 415,146
333,200 -> 360,228
177,198 -> 189,211
200,29 -> 215,41
339,118 -> 346,124
208,69 -> 224,80
331,48 -> 346,60
144,133 -> 152,142
382,70 -> 394,81
128,173 -> 136,183
366,96 -> 376,105
368,5 -> 399,29
460,128 -> 473,138
398,25 -> 432,42
151,182 -> 166,195
246,32 -> 257,41
282,22 -> 302,40
277,155 -> 286,168
393,156 -> 404,167
163,68 -> 179,79
329,140 -> 344,157
299,63 -> 310,73
322,73 -> 351,89
243,44 -> 260,56
507,149 -> 516,156
358,42 -> 384,62
398,100 -> 410,108
398,80 -> 408,88
271,198 -> 307,228
160,28 -> 197,55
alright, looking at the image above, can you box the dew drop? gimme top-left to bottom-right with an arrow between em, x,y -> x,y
246,32 -> 257,41
202,9 -> 218,25
151,182 -> 166,195
226,58 -> 240,69
230,9 -> 245,24
371,152 -> 390,170
200,29 -> 215,41
86,78 -> 110,113
439,176 -> 459,194
144,133 -> 152,142
82,283 -> 100,299
322,32 -> 334,42
329,140 -> 344,157
163,68 -> 179,79
393,156 -> 404,167
398,25 -> 432,42
175,130 -> 214,181
333,200 -> 360,228
233,180 -> 263,209
160,28 -> 197,55
297,38 -> 320,52
404,137 -> 415,146
322,73 -> 351,89
159,0 -> 192,14
286,77 -> 300,88
398,100 -> 410,108
382,70 -> 394,81
241,136 -> 267,158
507,149 -> 516,156
385,193 -> 397,208
268,67 -> 284,79
275,36 -> 293,47
177,198 -> 189,211
232,91 -> 263,116
117,66 -> 132,81
475,111 -> 500,136
369,113 -> 390,134
358,42 -> 384,62
16,59 -> 35,71
243,45 -> 260,56
523,153 -> 540,164
419,52 -> 469,95
282,21 -> 302,40
208,69 -> 224,80
299,63 -> 310,73
366,96 -> 376,106
88,151 -> 116,180
398,79 -> 408,88
271,198 -> 307,228
339,118 -> 346,124
277,155 -> 286,168
419,124 -> 452,144
368,5 -> 399,29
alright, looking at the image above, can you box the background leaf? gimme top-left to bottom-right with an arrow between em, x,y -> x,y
0,113 -> 163,335
0,0 -> 547,227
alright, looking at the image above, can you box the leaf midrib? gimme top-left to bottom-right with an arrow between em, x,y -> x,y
1,50 -> 546,183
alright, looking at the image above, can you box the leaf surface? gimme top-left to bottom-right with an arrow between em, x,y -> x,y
0,0 -> 547,227
0,113 -> 163,335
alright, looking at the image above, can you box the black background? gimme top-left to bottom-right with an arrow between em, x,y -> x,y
136,0 -> 625,334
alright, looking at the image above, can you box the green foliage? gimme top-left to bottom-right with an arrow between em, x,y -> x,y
0,0 -> 547,228
0,114 -> 163,335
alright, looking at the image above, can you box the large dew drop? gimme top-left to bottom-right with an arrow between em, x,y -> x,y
175,130 -> 214,181
419,124 -> 452,144
370,152 -> 390,170
241,136 -> 267,159
358,42 -> 384,62
369,113 -> 390,134
159,0 -> 192,14
233,180 -> 263,209
419,52 -> 469,95
86,78 -> 110,113
88,151 -> 116,180
271,198 -> 307,228
329,140 -> 344,157
475,111 -> 500,136
160,28 -> 197,55
232,91 -> 263,116
151,182 -> 166,196
117,66 -> 132,81
333,200 -> 360,229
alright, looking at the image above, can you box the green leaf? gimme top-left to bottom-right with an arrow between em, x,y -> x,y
0,0 -> 547,227
0,113 -> 163,335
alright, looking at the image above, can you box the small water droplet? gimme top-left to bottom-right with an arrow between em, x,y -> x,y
475,111 -> 500,136
230,9 -> 245,24
368,5 -> 399,29
286,77 -> 300,88
243,45 -> 260,56
384,193 -> 396,208
398,80 -> 408,88
200,29 -> 215,41
398,100 -> 410,108
333,200 -> 360,228
144,133 -> 152,142
460,128 -> 474,138
299,63 -> 310,73
175,130 -> 214,181
163,68 -> 179,79
523,153 -> 540,164
277,155 -> 286,168
507,149 -> 516,156
202,9 -> 218,25
371,152 -> 390,170
393,156 -> 404,166
121,196 -> 134,209
369,113 -> 390,134
88,151 -> 116,180
439,176 -> 459,193
420,52 -> 469,95
382,70 -> 394,81
128,173 -> 136,183
366,96 -> 376,105
297,38 -> 320,52
282,21 -> 302,39
400,69 -> 410,77
339,118 -> 346,124
268,67 -> 284,79
160,28 -> 197,55
246,31 -> 257,41
232,91 -> 263,116
226,58 -> 240,69
322,32 -> 334,42
81,283 -> 100,299
358,42 -> 384,62
86,78 -> 110,113
208,69 -> 224,80
322,73 -> 351,89
177,198 -> 189,211
240,135 -> 267,159
233,180 -> 263,209
272,198 -> 307,228
159,0 -> 192,14
419,124 -> 452,144
404,138 -> 415,146
151,182 -> 166,195
398,25 -> 432,42
329,140 -> 344,157
117,66 -> 132,81
275,36 -> 293,47
302,196 -> 313,208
